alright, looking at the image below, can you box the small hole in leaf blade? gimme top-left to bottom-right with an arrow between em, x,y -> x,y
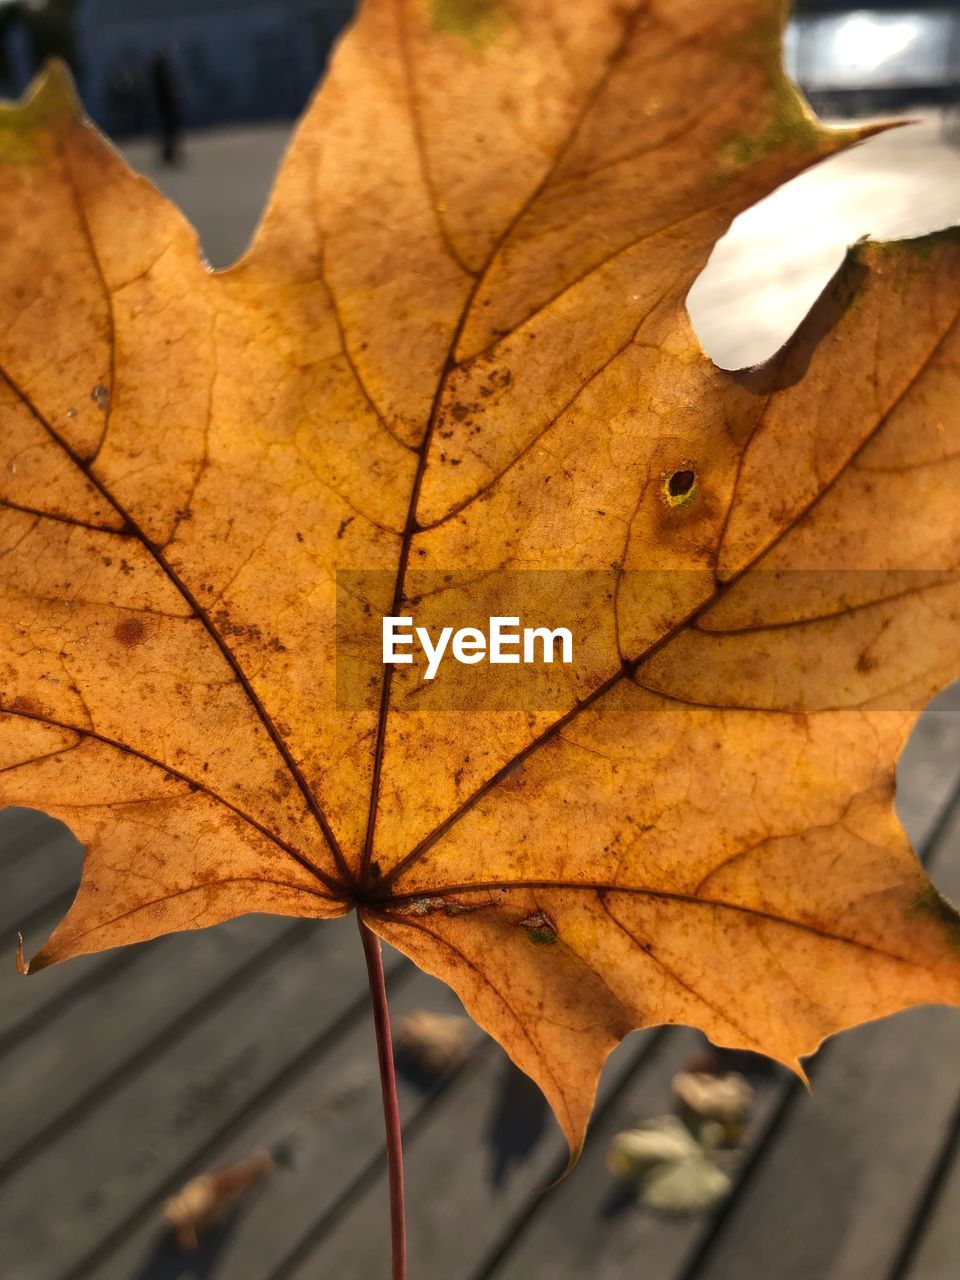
665,469 -> 697,505
668,470 -> 695,497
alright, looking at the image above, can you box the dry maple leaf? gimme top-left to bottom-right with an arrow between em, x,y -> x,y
162,1148 -> 274,1250
3,0 -> 960,1175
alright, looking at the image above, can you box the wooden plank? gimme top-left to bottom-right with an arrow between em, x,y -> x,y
88,963 -> 485,1280
282,1028 -> 667,1280
0,913 -> 300,1175
896,682 -> 960,850
0,807 -> 57,864
0,906 -> 119,1047
898,1112 -> 960,1280
482,1032 -> 787,1280
0,807 -> 75,870
0,816 -> 82,937
0,913 -> 384,1280
0,813 -> 110,1046
688,1014 -> 960,1280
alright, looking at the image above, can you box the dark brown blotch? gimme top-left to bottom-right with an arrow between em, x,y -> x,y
115,618 -> 148,648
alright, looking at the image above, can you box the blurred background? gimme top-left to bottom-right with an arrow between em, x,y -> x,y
3,0 -> 960,364
2,2 -> 960,1279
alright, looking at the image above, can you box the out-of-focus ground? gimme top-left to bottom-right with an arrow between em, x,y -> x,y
121,111 -> 960,369
121,126 -> 291,274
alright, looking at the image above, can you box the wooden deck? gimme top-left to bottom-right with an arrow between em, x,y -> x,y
1,682 -> 959,1280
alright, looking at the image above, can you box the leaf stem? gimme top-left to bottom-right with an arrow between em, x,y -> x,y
358,914 -> 408,1280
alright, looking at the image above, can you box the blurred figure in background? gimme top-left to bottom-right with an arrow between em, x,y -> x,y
109,62 -> 148,137
152,47 -> 183,166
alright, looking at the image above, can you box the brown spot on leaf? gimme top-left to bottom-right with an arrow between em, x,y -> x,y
115,618 -> 148,648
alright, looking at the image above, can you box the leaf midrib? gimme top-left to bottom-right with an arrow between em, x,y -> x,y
358,0 -> 656,881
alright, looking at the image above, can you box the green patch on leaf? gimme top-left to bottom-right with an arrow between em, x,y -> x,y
0,60 -> 79,163
663,468 -> 698,509
830,274 -> 863,317
716,9 -> 827,176
864,227 -> 960,269
527,925 -> 558,945
719,88 -> 820,174
430,0 -> 507,48
521,910 -> 558,945
910,884 -> 960,952
829,246 -> 869,316
856,228 -> 960,296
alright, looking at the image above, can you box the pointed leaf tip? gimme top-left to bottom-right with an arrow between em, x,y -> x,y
24,57 -> 81,114
0,57 -> 82,166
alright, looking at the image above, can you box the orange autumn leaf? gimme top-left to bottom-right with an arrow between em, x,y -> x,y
2,0 -> 960,1155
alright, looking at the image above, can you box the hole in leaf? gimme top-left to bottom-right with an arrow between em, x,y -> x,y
664,469 -> 697,506
687,110 -> 954,370
668,469 -> 695,498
